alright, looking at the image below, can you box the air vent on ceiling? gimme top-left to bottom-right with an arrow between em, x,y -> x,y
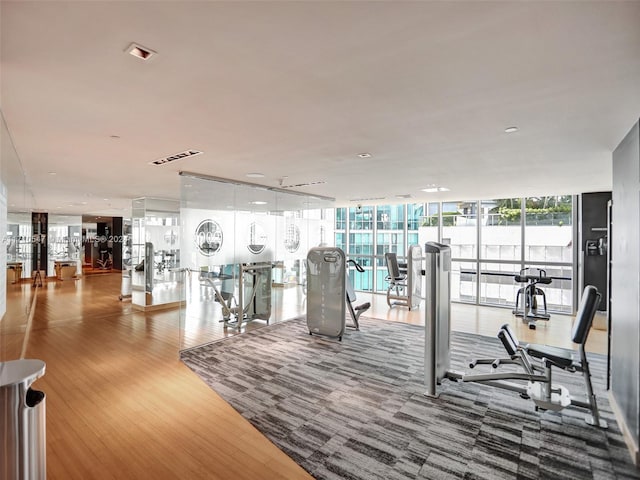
150,150 -> 203,166
349,197 -> 386,202
280,181 -> 326,189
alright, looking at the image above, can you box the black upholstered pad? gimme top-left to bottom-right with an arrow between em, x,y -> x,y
526,343 -> 574,368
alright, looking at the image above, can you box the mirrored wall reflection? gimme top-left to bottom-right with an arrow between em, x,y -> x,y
2,110 -> 36,361
48,215 -> 82,279
178,173 -> 334,351
6,212 -> 33,279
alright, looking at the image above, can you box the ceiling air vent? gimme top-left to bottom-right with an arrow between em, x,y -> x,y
281,180 -> 326,189
349,197 -> 386,202
150,150 -> 203,166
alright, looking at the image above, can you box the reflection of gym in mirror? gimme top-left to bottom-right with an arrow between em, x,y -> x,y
195,219 -> 223,256
284,224 -> 300,253
164,229 -> 178,246
247,222 -> 267,254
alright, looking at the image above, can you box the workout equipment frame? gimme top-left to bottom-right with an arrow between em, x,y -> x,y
200,262 -> 272,331
424,242 -> 463,397
512,267 -> 552,329
384,245 -> 423,310
464,285 -> 606,428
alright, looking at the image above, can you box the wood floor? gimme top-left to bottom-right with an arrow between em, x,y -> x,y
1,273 -> 608,479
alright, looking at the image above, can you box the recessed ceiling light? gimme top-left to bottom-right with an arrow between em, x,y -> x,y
125,42 -> 157,61
103,198 -> 109,201
184,184 -> 193,188
250,201 -> 267,205
358,153 -> 372,158
504,126 -> 519,133
246,173 -> 265,178
48,172 -> 56,175
421,187 -> 450,193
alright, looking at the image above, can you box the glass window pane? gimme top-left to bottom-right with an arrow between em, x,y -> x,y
349,206 -> 374,230
377,204 -> 404,230
479,262 -> 520,307
335,207 -> 346,230
348,256 -> 373,292
376,232 -> 405,257
348,232 -> 373,256
481,198 -> 521,261
375,256 -> 388,293
419,202 -> 439,244
442,201 -> 477,259
525,196 -> 573,262
407,203 -> 424,231
451,261 -> 476,303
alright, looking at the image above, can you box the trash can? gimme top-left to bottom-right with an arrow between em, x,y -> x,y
119,268 -> 132,301
1,359 -> 46,480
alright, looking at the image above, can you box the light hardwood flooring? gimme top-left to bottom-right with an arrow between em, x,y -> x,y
1,273 -> 608,479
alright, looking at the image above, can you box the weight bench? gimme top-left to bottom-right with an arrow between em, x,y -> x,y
465,285 -> 607,428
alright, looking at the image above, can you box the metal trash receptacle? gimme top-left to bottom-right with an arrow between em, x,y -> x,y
1,359 -> 47,480
119,268 -> 132,301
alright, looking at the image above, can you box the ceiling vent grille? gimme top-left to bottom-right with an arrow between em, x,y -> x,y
281,181 -> 326,189
150,150 -> 202,166
349,196 -> 386,202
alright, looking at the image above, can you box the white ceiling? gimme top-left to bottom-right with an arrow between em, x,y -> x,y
1,1 -> 639,216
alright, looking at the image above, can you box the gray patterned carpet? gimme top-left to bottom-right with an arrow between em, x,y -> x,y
181,317 -> 640,480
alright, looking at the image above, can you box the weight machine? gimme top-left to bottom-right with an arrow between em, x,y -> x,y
384,245 -> 423,310
306,247 -> 370,340
422,240 -> 607,427
200,262 -> 272,331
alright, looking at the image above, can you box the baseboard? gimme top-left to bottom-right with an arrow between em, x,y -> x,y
609,390 -> 640,466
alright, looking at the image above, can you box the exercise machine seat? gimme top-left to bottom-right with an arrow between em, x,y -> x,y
526,344 -> 574,369
385,252 -> 406,282
571,285 -> 600,344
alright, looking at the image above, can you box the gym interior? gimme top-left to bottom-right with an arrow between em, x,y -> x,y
1,2 -> 640,479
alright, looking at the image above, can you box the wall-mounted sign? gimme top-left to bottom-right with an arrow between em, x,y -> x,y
247,222 -> 267,254
195,219 -> 223,256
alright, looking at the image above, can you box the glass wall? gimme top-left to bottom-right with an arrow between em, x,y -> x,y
178,174 -> 334,351
130,198 -> 181,310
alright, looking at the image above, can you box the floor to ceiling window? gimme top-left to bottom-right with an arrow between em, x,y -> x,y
334,196 -> 576,313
